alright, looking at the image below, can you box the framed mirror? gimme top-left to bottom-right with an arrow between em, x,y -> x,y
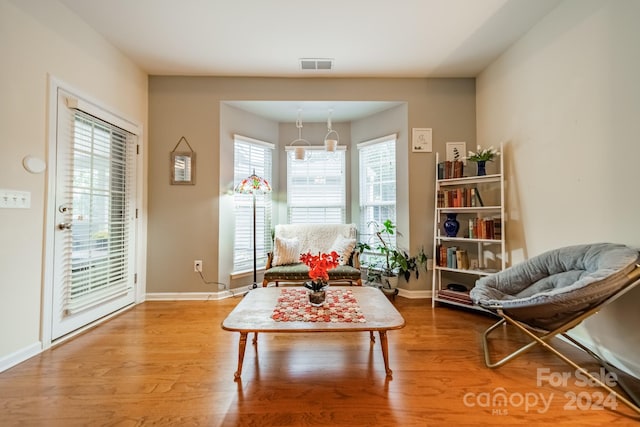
170,151 -> 196,185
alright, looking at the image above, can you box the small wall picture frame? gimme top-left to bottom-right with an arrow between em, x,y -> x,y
412,128 -> 432,152
446,141 -> 466,164
170,136 -> 196,185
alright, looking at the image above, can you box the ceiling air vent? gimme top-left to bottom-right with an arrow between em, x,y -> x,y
300,58 -> 334,71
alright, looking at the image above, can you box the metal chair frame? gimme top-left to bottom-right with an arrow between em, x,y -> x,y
481,264 -> 640,415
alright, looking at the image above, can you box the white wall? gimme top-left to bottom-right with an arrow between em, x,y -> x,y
0,0 -> 147,367
477,0 -> 640,376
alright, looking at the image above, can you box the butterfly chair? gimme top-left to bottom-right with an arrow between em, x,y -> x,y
470,243 -> 640,414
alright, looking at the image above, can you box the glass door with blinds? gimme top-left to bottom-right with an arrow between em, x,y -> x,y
51,90 -> 138,340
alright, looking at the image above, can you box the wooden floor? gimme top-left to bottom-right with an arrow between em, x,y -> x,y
1,295 -> 638,426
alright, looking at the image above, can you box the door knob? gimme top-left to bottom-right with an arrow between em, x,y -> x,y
57,222 -> 72,230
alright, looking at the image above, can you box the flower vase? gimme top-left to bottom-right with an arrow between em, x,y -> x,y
476,160 -> 487,176
308,289 -> 326,306
443,213 -> 460,237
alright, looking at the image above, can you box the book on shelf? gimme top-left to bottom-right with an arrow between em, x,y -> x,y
493,217 -> 502,240
437,289 -> 473,305
436,244 -> 447,267
453,161 -> 463,179
468,217 -> 501,239
438,160 -> 464,179
447,246 -> 457,269
438,288 -> 471,299
455,249 -> 469,270
442,246 -> 451,268
437,246 -> 472,270
437,187 -> 481,208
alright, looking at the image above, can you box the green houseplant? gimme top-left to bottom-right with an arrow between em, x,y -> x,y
358,219 -> 427,287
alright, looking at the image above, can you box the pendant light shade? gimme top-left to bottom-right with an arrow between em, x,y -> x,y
288,109 -> 310,161
324,109 -> 339,152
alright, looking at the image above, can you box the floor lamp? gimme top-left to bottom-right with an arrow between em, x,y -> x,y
234,170 -> 271,288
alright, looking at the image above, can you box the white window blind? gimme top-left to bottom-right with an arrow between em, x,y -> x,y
358,135 -> 397,246
66,111 -> 137,314
287,148 -> 346,224
233,136 -> 273,272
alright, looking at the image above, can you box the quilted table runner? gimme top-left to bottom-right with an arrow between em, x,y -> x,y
271,288 -> 366,323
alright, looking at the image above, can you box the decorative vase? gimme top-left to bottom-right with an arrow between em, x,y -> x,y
476,160 -> 487,176
443,213 -> 460,237
308,289 -> 326,306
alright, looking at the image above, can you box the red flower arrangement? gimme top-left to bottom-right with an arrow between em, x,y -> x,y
300,251 -> 340,291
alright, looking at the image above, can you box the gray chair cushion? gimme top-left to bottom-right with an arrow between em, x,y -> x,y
470,243 -> 639,329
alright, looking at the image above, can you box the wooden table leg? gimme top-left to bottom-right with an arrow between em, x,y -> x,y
378,330 -> 392,377
234,332 -> 248,381
369,331 -> 375,343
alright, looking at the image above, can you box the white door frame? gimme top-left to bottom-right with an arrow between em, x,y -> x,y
41,76 -> 146,349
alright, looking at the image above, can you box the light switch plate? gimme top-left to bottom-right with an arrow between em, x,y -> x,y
0,189 -> 31,209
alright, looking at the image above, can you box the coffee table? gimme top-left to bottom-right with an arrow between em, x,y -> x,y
221,286 -> 405,380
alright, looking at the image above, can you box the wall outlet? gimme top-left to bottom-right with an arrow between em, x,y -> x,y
194,260 -> 202,272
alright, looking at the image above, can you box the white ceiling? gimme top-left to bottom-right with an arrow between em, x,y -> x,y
58,0 -> 562,121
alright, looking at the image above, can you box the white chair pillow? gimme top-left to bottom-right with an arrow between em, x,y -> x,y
272,237 -> 301,266
330,235 -> 357,265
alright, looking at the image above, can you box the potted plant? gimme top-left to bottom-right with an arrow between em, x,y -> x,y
300,250 -> 340,306
390,246 -> 427,282
359,219 -> 427,289
465,145 -> 500,176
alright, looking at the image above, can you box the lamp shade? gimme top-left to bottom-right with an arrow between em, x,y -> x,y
234,171 -> 271,194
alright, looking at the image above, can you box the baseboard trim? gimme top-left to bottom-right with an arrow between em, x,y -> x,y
397,288 -> 432,299
0,342 -> 41,373
146,290 -> 248,301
